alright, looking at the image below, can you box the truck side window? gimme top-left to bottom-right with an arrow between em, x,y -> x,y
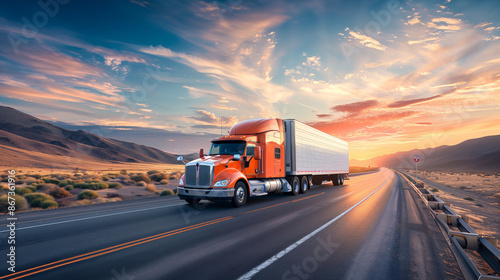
275,147 -> 281,159
246,144 -> 255,157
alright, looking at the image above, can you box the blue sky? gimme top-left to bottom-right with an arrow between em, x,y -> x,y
0,0 -> 499,160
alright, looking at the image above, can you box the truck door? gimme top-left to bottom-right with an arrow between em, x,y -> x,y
243,143 -> 259,178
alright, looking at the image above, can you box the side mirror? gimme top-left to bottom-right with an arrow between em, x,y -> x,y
199,148 -> 204,158
177,156 -> 186,165
233,154 -> 241,161
254,147 -> 262,160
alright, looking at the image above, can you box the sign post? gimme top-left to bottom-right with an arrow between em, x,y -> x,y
413,155 -> 420,185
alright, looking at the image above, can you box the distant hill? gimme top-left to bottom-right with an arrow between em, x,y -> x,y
0,106 -> 195,168
351,135 -> 500,172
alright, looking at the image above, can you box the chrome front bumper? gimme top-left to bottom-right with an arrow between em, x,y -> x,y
177,187 -> 235,201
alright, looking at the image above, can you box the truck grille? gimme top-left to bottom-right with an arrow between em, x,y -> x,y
185,164 -> 213,188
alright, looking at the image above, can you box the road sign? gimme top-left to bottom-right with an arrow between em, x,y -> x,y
414,155 -> 420,163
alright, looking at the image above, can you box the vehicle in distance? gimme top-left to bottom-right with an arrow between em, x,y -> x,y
177,118 -> 349,207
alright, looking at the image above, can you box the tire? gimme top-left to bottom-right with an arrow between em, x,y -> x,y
291,176 -> 300,195
332,174 -> 339,186
339,174 -> 344,185
232,181 -> 248,207
300,176 -> 308,194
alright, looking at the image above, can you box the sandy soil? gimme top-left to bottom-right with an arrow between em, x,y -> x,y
403,169 -> 500,246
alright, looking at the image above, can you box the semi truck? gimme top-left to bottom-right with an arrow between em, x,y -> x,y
177,118 -> 349,207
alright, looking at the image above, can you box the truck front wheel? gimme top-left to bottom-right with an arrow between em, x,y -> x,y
232,181 -> 248,207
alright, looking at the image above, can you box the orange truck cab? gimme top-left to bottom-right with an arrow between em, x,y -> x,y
177,118 -> 349,207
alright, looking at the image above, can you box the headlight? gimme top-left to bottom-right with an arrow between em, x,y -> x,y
213,179 -> 230,187
179,177 -> 184,186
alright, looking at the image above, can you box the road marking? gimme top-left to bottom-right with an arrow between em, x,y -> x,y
237,171 -> 394,280
0,202 -> 186,233
0,199 -> 181,227
1,172 -> 379,279
1,216 -> 233,280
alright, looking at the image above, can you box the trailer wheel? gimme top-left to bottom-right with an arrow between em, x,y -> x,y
339,174 -> 344,185
300,176 -> 308,194
232,181 -> 248,207
332,174 -> 339,186
290,176 -> 300,195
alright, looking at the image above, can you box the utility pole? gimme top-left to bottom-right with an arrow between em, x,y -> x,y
413,155 -> 420,186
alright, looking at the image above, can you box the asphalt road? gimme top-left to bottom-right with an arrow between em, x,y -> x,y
0,168 -> 464,280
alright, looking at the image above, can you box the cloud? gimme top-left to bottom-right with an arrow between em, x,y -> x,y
303,56 -> 321,67
210,104 -> 237,110
408,37 -> 438,45
474,22 -> 492,29
331,100 -> 379,115
426,17 -> 462,31
345,28 -> 387,51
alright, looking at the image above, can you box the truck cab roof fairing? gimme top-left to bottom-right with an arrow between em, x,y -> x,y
229,118 -> 280,135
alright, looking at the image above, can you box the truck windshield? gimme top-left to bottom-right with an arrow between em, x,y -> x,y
209,141 -> 246,156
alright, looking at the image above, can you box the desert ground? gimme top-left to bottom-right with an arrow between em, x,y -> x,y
403,169 -> 500,245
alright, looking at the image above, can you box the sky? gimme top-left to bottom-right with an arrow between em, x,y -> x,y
0,0 -> 499,161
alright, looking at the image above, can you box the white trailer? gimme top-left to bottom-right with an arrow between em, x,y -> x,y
284,119 -> 349,186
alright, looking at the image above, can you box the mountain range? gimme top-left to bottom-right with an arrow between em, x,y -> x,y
351,135 -> 500,172
0,106 -> 195,169
1,105 -> 498,172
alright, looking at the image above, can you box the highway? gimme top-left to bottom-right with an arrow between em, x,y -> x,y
0,168 -> 465,279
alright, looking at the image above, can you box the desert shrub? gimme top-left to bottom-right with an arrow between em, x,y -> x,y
145,184 -> 157,192
40,200 -> 58,209
150,173 -> 167,182
73,182 -> 108,190
136,181 -> 146,187
58,180 -> 75,187
169,171 -> 182,180
24,193 -> 55,208
108,182 -> 123,189
120,169 -> 127,175
116,175 -> 130,181
14,187 -> 33,196
78,190 -> 99,200
106,193 -> 123,199
1,176 -> 17,182
32,174 -> 41,179
0,195 -> 28,213
463,197 -> 475,201
1,184 -> 9,190
24,177 -> 38,185
37,183 -> 59,192
160,189 -> 175,196
101,176 -> 109,181
147,170 -> 160,175
159,179 -> 169,185
65,185 -> 74,191
494,193 -> 500,198
131,173 -> 151,183
431,188 -> 439,192
123,179 -> 134,185
42,178 -> 60,185
49,187 -> 72,198
26,186 -> 37,192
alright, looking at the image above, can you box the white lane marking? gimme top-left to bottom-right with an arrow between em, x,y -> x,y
0,203 -> 186,232
237,171 -> 394,280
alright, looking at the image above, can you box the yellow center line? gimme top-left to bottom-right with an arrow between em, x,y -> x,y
1,216 -> 233,280
4,190 -> 327,279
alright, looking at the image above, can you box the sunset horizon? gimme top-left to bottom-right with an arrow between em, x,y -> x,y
1,0 -> 499,161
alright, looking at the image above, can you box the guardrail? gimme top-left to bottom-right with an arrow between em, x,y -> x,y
396,170 -> 500,280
